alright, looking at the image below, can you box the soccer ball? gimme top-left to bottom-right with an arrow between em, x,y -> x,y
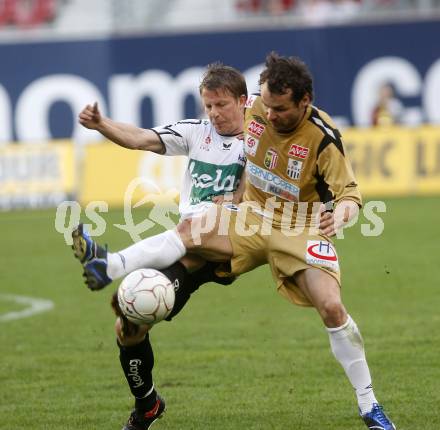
117,268 -> 175,325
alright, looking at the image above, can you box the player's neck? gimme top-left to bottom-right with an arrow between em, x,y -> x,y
218,123 -> 244,137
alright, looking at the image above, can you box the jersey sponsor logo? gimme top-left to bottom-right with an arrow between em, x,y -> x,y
247,161 -> 299,202
305,240 -> 339,272
288,144 -> 309,159
247,120 -> 265,138
245,134 -> 259,156
264,148 -> 278,170
188,159 -> 243,204
245,95 -> 257,108
286,158 -> 302,180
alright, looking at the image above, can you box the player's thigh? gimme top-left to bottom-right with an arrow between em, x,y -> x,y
294,268 -> 342,307
268,232 -> 342,307
177,205 -> 233,260
227,204 -> 268,275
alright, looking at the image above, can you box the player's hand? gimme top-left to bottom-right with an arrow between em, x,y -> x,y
231,190 -> 244,204
78,102 -> 102,130
212,195 -> 225,205
212,192 -> 233,205
319,200 -> 359,237
319,209 -> 336,236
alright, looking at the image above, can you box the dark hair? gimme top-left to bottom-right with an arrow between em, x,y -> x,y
259,52 -> 314,104
199,62 -> 248,99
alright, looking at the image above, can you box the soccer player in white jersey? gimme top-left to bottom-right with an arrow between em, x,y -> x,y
73,64 -> 247,430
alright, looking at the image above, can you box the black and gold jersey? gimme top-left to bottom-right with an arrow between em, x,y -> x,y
243,95 -> 361,228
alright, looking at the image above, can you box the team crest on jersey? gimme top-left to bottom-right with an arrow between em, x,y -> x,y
288,144 -> 309,159
245,134 -> 259,156
247,120 -> 265,138
286,158 -> 302,180
200,136 -> 211,151
252,114 -> 267,125
306,240 -> 339,272
245,95 -> 257,108
264,148 -> 278,170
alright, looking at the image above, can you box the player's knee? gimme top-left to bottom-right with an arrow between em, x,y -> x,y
320,300 -> 346,327
176,219 -> 195,249
115,317 -> 150,346
177,218 -> 212,250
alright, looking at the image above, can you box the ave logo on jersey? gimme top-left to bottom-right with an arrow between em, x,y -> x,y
245,134 -> 259,156
245,95 -> 257,108
305,240 -> 339,272
247,120 -> 265,138
288,144 -> 309,159
264,148 -> 278,170
286,158 -> 302,180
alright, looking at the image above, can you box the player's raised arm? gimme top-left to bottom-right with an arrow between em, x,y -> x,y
78,102 -> 165,154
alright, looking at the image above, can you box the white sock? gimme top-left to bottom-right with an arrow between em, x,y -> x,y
106,229 -> 186,280
327,315 -> 378,414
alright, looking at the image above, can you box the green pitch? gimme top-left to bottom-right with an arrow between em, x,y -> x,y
0,196 -> 439,429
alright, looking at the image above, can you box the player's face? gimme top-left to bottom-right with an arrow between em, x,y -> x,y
201,88 -> 245,135
260,81 -> 310,133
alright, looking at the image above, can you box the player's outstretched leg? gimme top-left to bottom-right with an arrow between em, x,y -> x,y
71,224 -> 112,290
112,296 -> 165,430
71,224 -> 187,290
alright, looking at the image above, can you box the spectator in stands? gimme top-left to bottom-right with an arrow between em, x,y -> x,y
236,0 -> 295,15
298,0 -> 361,24
371,83 -> 403,126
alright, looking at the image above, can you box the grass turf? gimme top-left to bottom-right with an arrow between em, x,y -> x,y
0,196 -> 439,429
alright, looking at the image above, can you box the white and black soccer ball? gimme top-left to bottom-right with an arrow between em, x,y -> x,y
117,269 -> 175,325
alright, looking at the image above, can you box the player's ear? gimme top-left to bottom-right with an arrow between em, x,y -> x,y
300,93 -> 311,108
238,94 -> 247,108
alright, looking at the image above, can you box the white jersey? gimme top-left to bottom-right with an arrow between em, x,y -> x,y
152,119 -> 246,218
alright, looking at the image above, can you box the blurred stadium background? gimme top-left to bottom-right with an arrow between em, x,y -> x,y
1,1 -> 439,429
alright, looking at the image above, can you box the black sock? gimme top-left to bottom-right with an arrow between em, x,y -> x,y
189,261 -> 235,286
162,261 -> 235,321
161,261 -> 193,321
118,334 -> 156,412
